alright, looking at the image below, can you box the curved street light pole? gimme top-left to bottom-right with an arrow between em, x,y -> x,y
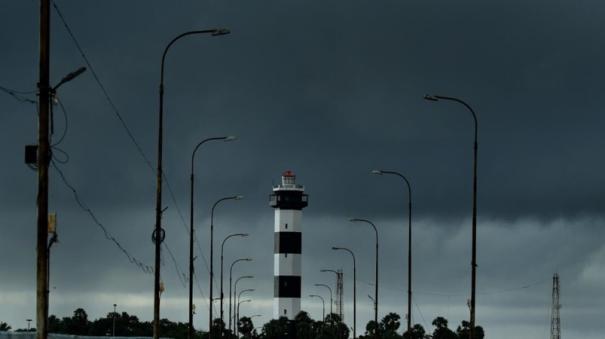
236,289 -> 254,334
189,136 -> 236,339
236,299 -> 252,337
229,260 -> 252,332
332,247 -> 356,339
350,218 -> 378,339
221,233 -> 248,325
424,94 -> 478,339
154,28 -> 229,339
233,276 -> 253,333
309,294 -> 325,321
314,284 -> 333,316
371,169 -> 413,333
209,195 -> 243,333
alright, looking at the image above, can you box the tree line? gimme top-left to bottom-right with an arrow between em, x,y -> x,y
1,308 -> 485,339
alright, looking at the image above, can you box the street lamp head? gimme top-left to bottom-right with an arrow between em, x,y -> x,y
244,258 -> 253,262
349,218 -> 361,223
212,28 -> 231,36
370,169 -> 383,175
224,135 -> 238,142
424,94 -> 439,102
235,195 -> 244,200
54,66 -> 87,90
331,246 -> 340,250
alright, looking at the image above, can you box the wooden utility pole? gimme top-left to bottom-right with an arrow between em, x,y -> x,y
37,1 -> 51,339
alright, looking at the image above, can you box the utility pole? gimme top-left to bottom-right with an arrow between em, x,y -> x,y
37,1 -> 51,339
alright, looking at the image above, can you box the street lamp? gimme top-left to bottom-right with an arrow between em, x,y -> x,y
221,233 -> 248,325
154,28 -> 230,339
210,195 -> 243,332
112,304 -> 117,337
370,169 -> 413,333
229,261 -> 252,332
309,295 -> 325,321
332,247 -> 356,339
36,66 -> 86,339
424,94 -> 479,339
237,289 -> 254,332
233,276 -> 253,333
314,284 -> 333,316
189,136 -> 236,339
236,299 -> 251,337
350,218 -> 378,337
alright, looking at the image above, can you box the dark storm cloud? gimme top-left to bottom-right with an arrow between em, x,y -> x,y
2,0 -> 605,338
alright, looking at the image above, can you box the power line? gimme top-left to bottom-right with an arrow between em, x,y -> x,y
163,242 -> 187,289
51,1 -> 154,171
51,159 -> 153,274
52,1 -> 216,288
51,96 -> 69,147
0,85 -> 37,104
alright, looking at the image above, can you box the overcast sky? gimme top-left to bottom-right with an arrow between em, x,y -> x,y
1,1 -> 605,338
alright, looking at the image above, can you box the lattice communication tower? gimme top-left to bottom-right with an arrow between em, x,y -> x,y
550,273 -> 561,339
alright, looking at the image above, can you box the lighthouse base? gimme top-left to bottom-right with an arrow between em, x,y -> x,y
273,297 -> 300,320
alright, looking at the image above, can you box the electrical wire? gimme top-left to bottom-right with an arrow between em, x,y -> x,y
52,1 -> 216,290
51,159 -> 153,274
52,1 -> 154,172
0,85 -> 37,104
51,96 -> 69,147
163,242 -> 187,289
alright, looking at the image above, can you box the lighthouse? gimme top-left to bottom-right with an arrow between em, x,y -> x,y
270,170 -> 308,320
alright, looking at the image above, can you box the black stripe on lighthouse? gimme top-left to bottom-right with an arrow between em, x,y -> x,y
274,276 -> 302,298
274,232 -> 302,254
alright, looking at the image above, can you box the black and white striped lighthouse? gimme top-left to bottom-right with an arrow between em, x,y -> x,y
270,170 -> 308,319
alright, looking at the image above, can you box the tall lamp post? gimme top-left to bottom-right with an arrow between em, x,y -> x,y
424,94 -> 479,339
233,275 -> 253,332
309,295 -> 325,321
221,233 -> 249,325
314,284 -> 333,316
189,136 -> 236,339
350,218 -> 378,337
236,299 -> 251,337
154,28 -> 229,339
209,195 -> 243,333
112,304 -> 117,337
237,289 -> 254,332
332,247 -> 356,339
229,261 -> 252,332
370,169 -> 413,333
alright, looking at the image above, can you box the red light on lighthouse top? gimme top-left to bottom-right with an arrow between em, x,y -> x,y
282,170 -> 295,177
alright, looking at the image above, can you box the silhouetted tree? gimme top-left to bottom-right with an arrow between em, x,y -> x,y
261,317 -> 289,339
456,320 -> 484,339
432,317 -> 458,339
403,324 -> 426,339
293,311 -> 315,339
381,312 -> 403,339
0,322 -> 11,331
238,316 -> 254,338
